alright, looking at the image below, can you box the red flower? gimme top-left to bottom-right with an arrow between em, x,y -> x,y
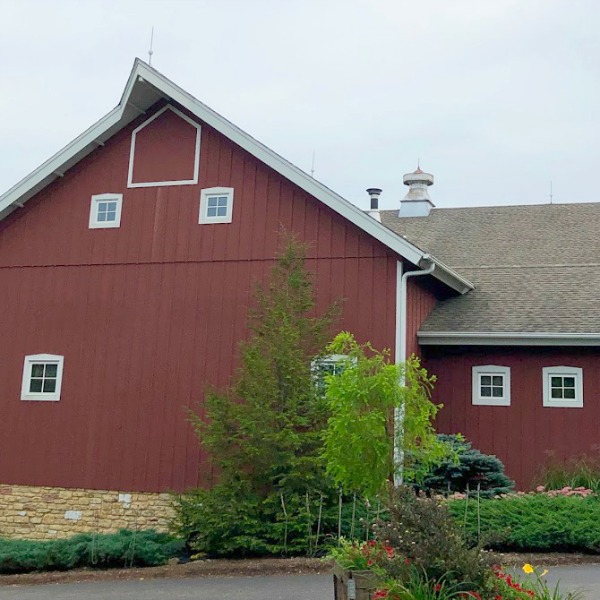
373,590 -> 388,599
434,583 -> 442,592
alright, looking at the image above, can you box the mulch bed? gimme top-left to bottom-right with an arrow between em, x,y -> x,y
1,554 -> 599,587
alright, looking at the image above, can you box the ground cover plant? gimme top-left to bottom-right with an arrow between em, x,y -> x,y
449,491 -> 600,553
0,530 -> 183,574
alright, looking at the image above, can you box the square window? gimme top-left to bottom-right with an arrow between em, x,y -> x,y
89,194 -> 123,229
311,354 -> 353,394
199,188 -> 234,224
472,366 -> 510,406
21,355 -> 64,401
543,367 -> 583,408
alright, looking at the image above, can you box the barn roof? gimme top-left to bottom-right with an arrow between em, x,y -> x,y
381,203 -> 600,344
0,59 -> 472,295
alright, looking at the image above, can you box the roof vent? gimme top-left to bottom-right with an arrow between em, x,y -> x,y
366,187 -> 382,222
399,167 -> 435,217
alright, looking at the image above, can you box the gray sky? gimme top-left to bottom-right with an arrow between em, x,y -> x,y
1,0 -> 599,211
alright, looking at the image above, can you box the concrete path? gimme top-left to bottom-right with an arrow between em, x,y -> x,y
1,567 -> 598,599
0,574 -> 331,600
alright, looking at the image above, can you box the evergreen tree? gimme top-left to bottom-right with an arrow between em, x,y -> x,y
178,236 -> 340,556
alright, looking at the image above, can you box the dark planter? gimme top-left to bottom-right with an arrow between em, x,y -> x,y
332,564 -> 379,600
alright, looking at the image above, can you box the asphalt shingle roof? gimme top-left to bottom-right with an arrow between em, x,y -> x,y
380,203 -> 600,334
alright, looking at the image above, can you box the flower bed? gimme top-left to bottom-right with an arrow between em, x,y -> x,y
329,487 -> 582,600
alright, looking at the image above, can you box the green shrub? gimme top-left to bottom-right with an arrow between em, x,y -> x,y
535,449 -> 600,493
0,530 -> 183,574
373,486 -> 493,591
450,494 -> 600,552
171,484 -> 379,557
416,434 -> 514,498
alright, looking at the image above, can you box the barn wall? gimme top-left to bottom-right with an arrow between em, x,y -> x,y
0,102 -> 399,494
423,345 -> 600,489
406,278 -> 438,359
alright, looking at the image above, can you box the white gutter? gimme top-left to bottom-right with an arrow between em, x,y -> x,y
393,256 -> 436,487
418,331 -> 600,346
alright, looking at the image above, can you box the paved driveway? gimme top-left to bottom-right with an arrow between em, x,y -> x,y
1,567 -> 598,599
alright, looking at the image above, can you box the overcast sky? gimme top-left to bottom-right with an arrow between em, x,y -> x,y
1,0 -> 599,211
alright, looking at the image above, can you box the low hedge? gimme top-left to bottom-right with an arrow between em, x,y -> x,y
0,529 -> 184,574
450,494 -> 600,552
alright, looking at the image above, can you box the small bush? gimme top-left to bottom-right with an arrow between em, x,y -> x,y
373,486 -> 493,590
0,530 -> 183,574
171,484 -> 381,557
450,493 -> 600,552
416,434 -> 514,498
535,448 -> 600,493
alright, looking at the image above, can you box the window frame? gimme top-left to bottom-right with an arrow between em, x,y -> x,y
472,365 -> 511,406
199,187 -> 234,224
21,354 -> 64,401
89,193 -> 123,229
311,354 -> 353,393
542,366 -> 583,408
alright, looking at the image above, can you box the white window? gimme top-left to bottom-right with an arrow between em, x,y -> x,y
89,193 -> 123,229
312,354 -> 352,393
199,187 -> 234,224
543,366 -> 583,408
21,354 -> 64,401
472,365 -> 511,406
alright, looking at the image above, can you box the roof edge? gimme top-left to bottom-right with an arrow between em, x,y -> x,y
418,331 -> 600,347
0,59 -> 474,295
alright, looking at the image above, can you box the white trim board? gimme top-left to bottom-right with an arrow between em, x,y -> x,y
418,331 -> 600,346
0,59 -> 473,295
127,105 -> 201,188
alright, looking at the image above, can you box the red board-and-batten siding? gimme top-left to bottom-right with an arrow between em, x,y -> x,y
0,103 -> 418,493
425,346 -> 600,489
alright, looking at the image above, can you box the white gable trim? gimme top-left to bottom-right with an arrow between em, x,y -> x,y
0,59 -> 473,295
127,105 -> 201,188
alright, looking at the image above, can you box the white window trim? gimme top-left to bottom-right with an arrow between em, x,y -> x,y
89,193 -> 123,229
127,105 -> 202,188
472,365 -> 511,406
21,354 -> 64,402
199,187 -> 235,224
543,366 -> 583,408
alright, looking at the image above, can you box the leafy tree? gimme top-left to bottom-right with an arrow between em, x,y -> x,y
321,332 -> 450,498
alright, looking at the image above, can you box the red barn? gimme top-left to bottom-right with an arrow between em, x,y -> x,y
0,60 -> 595,538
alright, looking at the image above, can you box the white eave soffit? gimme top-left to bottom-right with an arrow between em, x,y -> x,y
0,59 -> 473,295
418,331 -> 600,346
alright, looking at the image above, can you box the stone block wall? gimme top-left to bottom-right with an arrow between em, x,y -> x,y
0,483 -> 175,540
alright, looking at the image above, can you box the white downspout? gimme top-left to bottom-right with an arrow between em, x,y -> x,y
393,255 -> 435,487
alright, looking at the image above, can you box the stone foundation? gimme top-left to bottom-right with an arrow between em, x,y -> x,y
0,483 -> 175,540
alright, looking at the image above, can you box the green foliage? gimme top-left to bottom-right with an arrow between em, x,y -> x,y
322,333 -> 449,497
0,530 -> 183,574
373,486 -> 493,591
535,449 -> 600,493
171,484 -> 378,557
450,494 -> 600,552
180,236 -> 340,556
329,538 -> 398,572
416,434 -> 514,498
